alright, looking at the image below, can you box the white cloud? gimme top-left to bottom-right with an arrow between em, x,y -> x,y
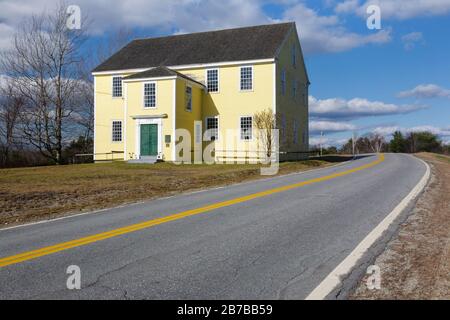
0,23 -> 15,51
397,84 -> 450,99
335,0 -> 360,14
309,95 -> 426,119
0,0 -> 270,45
310,120 -> 356,134
338,0 -> 450,19
283,3 -> 391,54
401,32 -> 424,50
0,0 -> 392,54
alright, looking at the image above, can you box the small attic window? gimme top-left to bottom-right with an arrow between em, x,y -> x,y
292,44 -> 297,67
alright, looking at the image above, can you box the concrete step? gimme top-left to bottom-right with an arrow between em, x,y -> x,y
127,156 -> 158,164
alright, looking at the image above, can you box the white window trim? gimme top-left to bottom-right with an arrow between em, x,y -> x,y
112,76 -> 123,98
185,85 -> 192,112
239,66 -> 254,92
239,115 -> 253,141
205,116 -> 219,141
205,68 -> 220,93
111,120 -> 123,143
143,81 -> 157,109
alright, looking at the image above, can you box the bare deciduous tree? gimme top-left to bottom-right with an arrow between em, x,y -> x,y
0,3 -> 85,164
254,109 -> 276,159
367,133 -> 385,153
0,79 -> 24,166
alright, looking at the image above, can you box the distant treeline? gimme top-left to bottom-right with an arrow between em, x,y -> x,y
311,131 -> 450,156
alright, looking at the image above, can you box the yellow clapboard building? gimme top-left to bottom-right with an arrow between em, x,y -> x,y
92,22 -> 309,163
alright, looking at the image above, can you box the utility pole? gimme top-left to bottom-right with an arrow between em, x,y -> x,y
320,131 -> 323,157
352,131 -> 356,156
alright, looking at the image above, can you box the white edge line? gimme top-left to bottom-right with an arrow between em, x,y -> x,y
305,154 -> 431,300
0,157 -> 354,232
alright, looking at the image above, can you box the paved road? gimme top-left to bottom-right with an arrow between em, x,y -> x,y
0,154 -> 426,299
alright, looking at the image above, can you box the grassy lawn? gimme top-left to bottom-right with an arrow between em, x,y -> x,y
0,159 -> 344,227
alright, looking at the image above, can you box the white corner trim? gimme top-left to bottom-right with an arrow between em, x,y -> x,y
123,82 -> 127,159
172,79 -> 176,161
305,155 -> 431,300
273,62 -> 277,115
93,77 -> 96,158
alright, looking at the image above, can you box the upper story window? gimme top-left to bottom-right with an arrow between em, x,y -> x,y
112,121 -> 122,142
281,69 -> 286,96
144,82 -> 156,108
205,117 -> 219,141
186,86 -> 192,111
206,69 -> 219,92
240,116 -> 253,140
292,44 -> 297,67
240,66 -> 253,91
112,76 -> 123,97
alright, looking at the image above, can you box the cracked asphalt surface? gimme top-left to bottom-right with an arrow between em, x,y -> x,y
0,154 -> 426,299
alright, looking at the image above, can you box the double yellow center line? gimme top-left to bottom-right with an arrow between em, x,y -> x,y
0,154 -> 385,268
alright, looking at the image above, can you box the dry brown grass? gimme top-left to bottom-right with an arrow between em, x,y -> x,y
350,152 -> 450,299
0,159 -> 336,227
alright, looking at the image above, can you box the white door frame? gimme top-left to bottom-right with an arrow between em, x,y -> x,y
135,118 -> 163,159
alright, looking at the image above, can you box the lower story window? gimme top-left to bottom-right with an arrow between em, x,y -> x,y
206,117 -> 218,141
293,120 -> 299,144
112,121 -> 122,142
240,116 -> 252,140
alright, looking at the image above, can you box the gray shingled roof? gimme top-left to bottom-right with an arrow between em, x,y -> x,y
123,66 -> 205,86
93,22 -> 294,72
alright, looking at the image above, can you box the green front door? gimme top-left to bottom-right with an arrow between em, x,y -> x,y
140,124 -> 158,156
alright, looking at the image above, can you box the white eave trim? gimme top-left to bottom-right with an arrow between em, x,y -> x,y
170,58 -> 275,70
91,58 -> 275,76
123,76 -> 177,83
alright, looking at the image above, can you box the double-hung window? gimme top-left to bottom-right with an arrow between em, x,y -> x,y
112,76 -> 123,97
292,44 -> 297,67
144,82 -> 156,108
293,120 -> 299,145
186,86 -> 192,111
205,117 -> 218,141
112,121 -> 122,142
240,116 -> 252,140
281,69 -> 286,95
240,66 -> 253,91
292,79 -> 298,99
206,69 -> 219,93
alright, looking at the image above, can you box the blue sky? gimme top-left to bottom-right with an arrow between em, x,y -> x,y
1,0 -> 449,146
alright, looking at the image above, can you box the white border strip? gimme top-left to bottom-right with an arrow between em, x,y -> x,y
305,155 -> 431,300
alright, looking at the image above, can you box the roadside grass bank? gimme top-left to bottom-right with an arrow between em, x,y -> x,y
0,157 -> 349,227
350,152 -> 450,299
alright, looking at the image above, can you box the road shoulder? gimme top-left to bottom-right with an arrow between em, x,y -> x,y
349,153 -> 450,299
